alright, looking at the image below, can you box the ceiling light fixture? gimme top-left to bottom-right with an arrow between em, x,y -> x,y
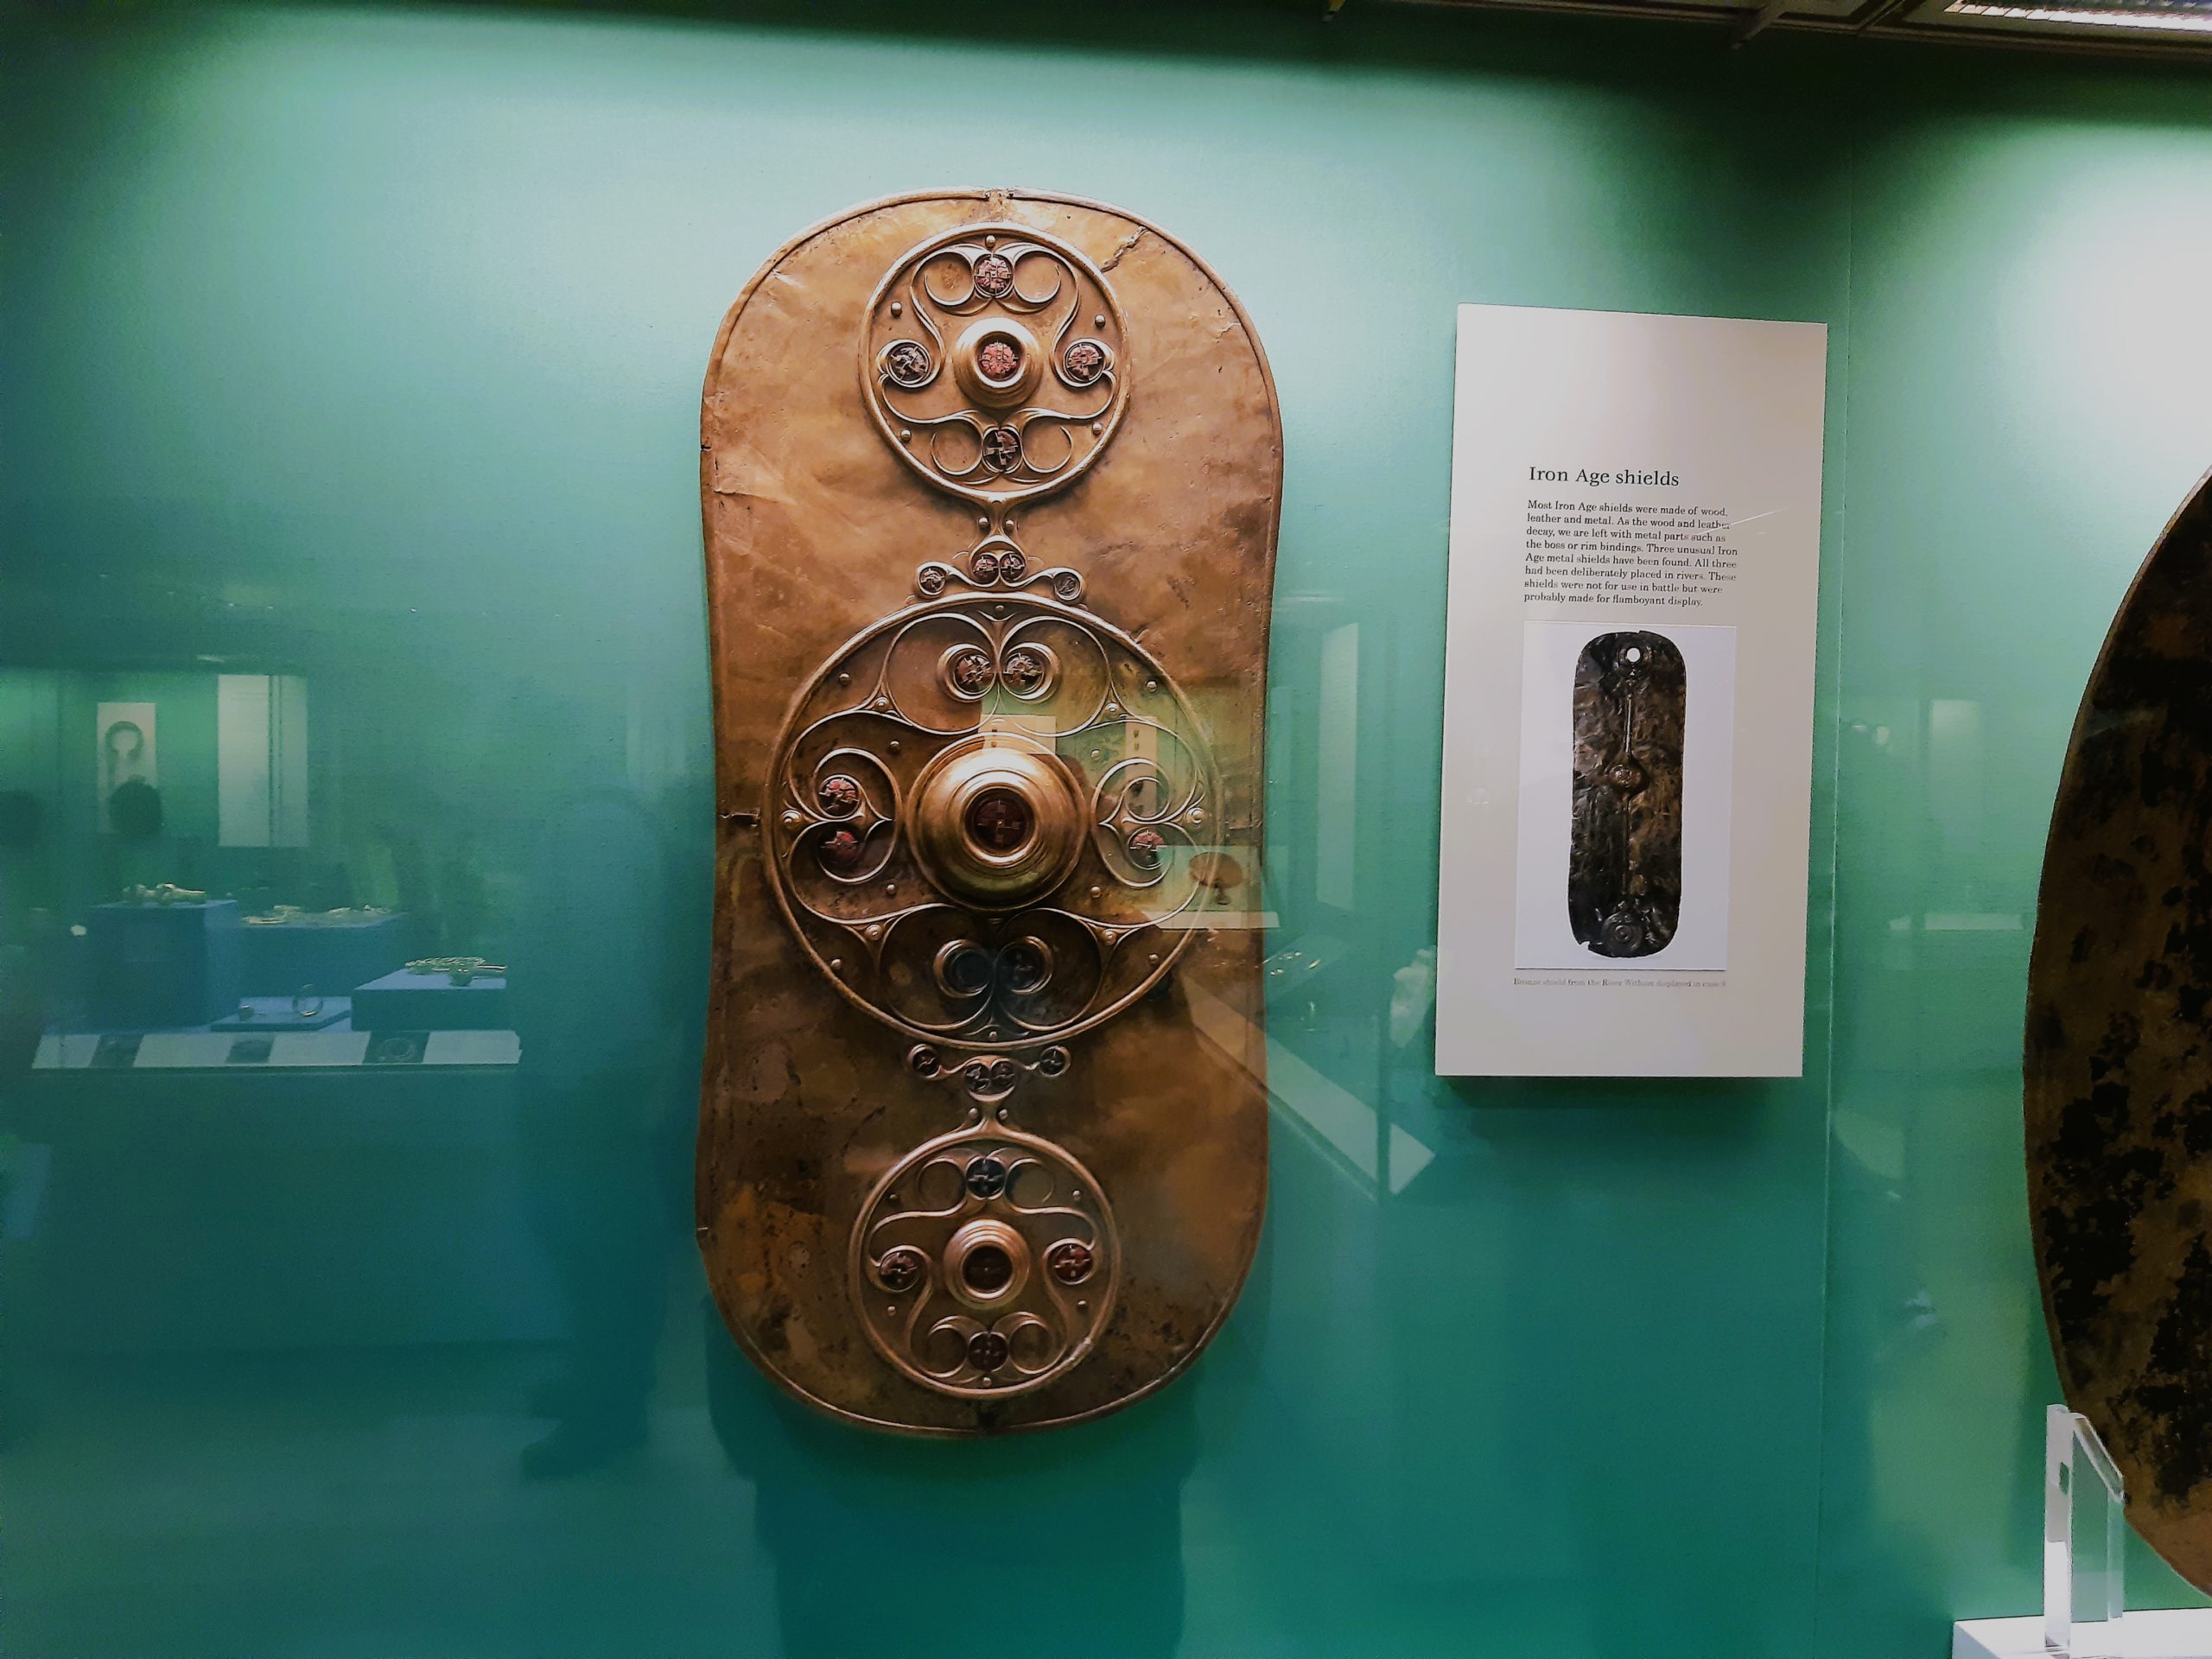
1945,0 -> 2212,31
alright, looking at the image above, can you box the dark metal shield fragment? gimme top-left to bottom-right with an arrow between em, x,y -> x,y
1568,630 -> 1684,960
2027,467 -> 2212,1592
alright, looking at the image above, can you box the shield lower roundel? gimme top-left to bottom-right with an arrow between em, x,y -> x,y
696,190 -> 1280,1435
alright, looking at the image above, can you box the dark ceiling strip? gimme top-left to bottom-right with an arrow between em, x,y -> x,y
1382,0 -> 2212,57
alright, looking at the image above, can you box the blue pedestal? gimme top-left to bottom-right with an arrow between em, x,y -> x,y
238,914 -> 409,999
86,900 -> 243,1029
209,996 -> 351,1033
350,969 -> 511,1031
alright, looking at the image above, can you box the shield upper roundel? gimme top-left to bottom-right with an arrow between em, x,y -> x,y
696,190 -> 1280,1435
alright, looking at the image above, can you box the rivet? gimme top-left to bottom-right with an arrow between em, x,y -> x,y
887,1193 -> 898,1205
837,672 -> 851,686
993,604 -> 1007,617
1145,679 -> 1158,692
1148,953 -> 1160,964
887,741 -> 901,754
890,301 -> 902,317
885,881 -> 898,895
887,1306 -> 897,1316
977,516 -> 988,531
1094,313 -> 1105,327
866,925 -> 880,938
997,1108 -> 1009,1121
899,429 -> 912,443
1077,1299 -> 1089,1311
985,234 -> 998,248
875,696 -> 890,709
1090,886 -> 1102,899
782,810 -> 803,828
830,958 -> 844,973
1104,702 -> 1119,716
1090,749 -> 1103,761
1090,422 -> 1103,435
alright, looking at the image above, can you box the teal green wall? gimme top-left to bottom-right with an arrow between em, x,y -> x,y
1823,59 -> 2212,1652
0,4 -> 2208,1656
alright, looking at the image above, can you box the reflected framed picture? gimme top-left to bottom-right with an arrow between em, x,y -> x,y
95,701 -> 157,834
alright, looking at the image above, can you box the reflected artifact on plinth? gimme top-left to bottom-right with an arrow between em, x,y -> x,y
696,191 -> 1279,1435
2027,464 -> 2212,1592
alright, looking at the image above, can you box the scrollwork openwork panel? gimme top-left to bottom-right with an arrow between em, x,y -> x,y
764,594 -> 1222,1052
862,225 -> 1129,507
850,1126 -> 1118,1400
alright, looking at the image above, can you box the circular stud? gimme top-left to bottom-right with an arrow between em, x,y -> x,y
882,340 -> 932,387
965,1154 -> 1009,1200
1047,1240 -> 1096,1285
875,1248 -> 924,1293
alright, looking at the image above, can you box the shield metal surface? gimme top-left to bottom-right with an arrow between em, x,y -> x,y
696,190 -> 1279,1435
2027,467 -> 2212,1587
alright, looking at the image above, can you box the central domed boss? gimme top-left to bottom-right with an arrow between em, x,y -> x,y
909,738 -> 1086,911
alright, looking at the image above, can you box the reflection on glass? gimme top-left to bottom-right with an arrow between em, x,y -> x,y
216,673 -> 308,849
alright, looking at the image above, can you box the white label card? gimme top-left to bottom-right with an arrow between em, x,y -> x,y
1436,305 -> 1827,1077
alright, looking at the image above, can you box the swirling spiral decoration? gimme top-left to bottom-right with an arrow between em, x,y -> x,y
761,593 -> 1221,1052
862,224 -> 1129,506
850,1125 -> 1118,1400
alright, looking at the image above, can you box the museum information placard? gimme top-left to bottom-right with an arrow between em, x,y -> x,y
1436,305 -> 1827,1077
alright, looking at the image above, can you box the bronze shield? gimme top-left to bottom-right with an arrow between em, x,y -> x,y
2027,466 -> 2212,1588
696,190 -> 1279,1435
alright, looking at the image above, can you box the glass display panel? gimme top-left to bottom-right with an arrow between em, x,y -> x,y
3,4 -> 2211,1657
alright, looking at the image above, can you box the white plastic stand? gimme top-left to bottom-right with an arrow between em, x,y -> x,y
2048,1402 -> 2128,1654
1953,1407 -> 2212,1659
1955,1610 -> 2212,1658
